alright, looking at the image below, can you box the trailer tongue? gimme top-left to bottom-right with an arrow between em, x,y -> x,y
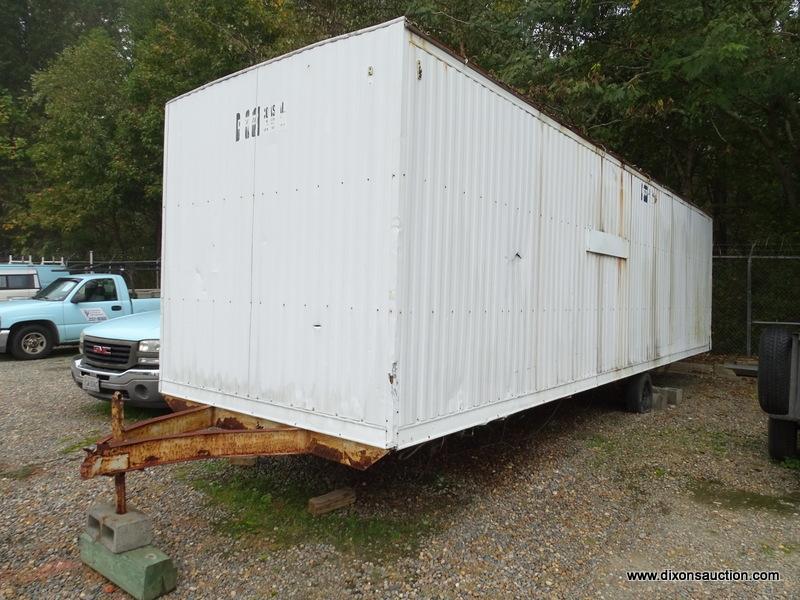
81,393 -> 387,514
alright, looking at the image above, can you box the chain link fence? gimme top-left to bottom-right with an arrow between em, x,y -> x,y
713,255 -> 800,355
2,251 -> 161,291
5,250 -> 796,356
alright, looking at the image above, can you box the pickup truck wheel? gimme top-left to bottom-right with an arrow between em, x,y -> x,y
758,327 -> 793,415
10,325 -> 54,360
767,418 -> 798,460
625,372 -> 653,413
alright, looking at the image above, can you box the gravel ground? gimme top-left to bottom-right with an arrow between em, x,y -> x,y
1,349 -> 798,599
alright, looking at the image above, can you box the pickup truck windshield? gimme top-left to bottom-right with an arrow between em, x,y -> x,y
33,277 -> 79,301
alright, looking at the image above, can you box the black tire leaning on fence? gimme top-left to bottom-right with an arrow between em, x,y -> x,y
767,418 -> 798,460
757,327 -> 793,415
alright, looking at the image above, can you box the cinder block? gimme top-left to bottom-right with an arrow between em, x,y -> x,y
79,533 -> 176,600
651,390 -> 667,411
87,502 -> 153,554
661,387 -> 683,406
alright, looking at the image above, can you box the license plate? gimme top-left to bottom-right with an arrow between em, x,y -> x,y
81,374 -> 100,393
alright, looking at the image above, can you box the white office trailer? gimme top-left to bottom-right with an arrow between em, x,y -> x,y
160,17 -> 712,453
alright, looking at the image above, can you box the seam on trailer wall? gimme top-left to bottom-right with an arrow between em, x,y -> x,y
159,104 -> 170,387
391,26 -> 413,447
244,72 -> 260,399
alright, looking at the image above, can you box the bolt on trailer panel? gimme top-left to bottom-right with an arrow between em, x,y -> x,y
160,18 -> 712,452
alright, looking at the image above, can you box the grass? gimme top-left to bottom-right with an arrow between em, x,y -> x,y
583,421 -> 758,501
690,479 -> 800,514
59,430 -> 102,454
587,425 -> 732,459
80,400 -> 168,423
0,464 -> 40,480
181,459 -> 436,558
780,543 -> 797,555
761,543 -> 796,557
653,426 -> 732,458
586,433 -> 619,454
780,457 -> 800,471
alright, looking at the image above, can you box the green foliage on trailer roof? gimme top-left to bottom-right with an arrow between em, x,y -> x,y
0,0 -> 798,256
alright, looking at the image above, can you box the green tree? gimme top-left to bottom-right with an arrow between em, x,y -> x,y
0,0 -> 123,255
120,0 -> 307,253
23,29 -> 132,254
512,0 -> 800,247
4,0 -> 799,257
15,0 -> 306,257
0,0 -> 123,95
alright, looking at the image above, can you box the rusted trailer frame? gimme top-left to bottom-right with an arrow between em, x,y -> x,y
81,393 -> 387,514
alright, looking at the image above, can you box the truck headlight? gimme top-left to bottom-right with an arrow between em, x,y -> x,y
138,339 -> 160,366
79,331 -> 85,354
138,340 -> 160,353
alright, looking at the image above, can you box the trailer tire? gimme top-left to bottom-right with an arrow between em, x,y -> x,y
767,418 -> 798,460
625,372 -> 653,414
758,327 -> 793,415
10,324 -> 54,360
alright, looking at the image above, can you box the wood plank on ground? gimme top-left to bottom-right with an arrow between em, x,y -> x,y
307,487 -> 356,516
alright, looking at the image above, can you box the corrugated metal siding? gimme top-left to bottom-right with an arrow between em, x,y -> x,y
161,20 -> 711,451
161,71 -> 258,398
394,31 -> 712,447
161,20 -> 407,448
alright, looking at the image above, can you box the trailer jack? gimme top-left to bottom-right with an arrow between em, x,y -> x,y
81,393 -> 388,513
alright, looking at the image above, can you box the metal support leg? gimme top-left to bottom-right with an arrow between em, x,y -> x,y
111,392 -> 127,514
111,391 -> 125,441
746,254 -> 753,356
114,473 -> 127,515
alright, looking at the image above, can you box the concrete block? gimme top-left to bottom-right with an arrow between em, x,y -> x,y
651,390 -> 667,411
87,502 -> 153,554
659,387 -> 683,406
80,533 -> 176,600
724,362 -> 758,378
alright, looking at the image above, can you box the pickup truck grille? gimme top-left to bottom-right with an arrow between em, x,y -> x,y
83,336 -> 136,370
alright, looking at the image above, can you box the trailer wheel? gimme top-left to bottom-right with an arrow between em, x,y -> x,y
758,327 -> 793,415
767,418 -> 798,460
10,324 -> 54,360
625,372 -> 653,414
